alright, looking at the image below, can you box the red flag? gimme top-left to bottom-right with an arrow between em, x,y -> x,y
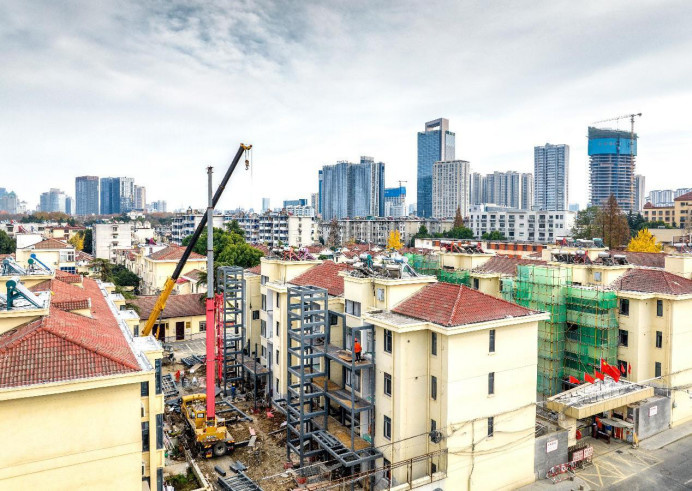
620,363 -> 625,374
628,364 -> 632,374
569,376 -> 581,385
584,372 -> 595,383
601,359 -> 608,372
605,364 -> 620,380
611,370 -> 620,383
594,370 -> 605,381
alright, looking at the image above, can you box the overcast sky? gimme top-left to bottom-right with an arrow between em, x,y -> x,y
2,0 -> 692,212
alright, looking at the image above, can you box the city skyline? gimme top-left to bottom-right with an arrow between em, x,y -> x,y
2,2 -> 692,212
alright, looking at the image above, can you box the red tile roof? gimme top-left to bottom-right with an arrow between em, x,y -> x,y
610,251 -> 665,268
290,261 -> 352,297
473,255 -> 547,275
251,244 -> 270,255
392,282 -> 538,327
148,245 -> 204,261
674,191 -> 692,201
30,279 -> 91,311
181,269 -> 203,281
76,250 -> 93,262
55,269 -> 82,284
130,293 -> 206,319
0,276 -> 140,388
246,264 -> 261,275
610,269 -> 692,295
31,238 -> 73,250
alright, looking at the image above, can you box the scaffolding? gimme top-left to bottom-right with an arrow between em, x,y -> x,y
502,265 -> 619,397
404,253 -> 471,286
217,266 -> 245,397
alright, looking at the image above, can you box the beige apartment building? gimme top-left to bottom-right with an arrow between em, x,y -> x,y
134,245 -> 207,295
642,190 -> 692,230
0,272 -> 165,490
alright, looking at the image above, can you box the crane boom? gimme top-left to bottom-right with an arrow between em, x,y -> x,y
141,143 -> 252,337
592,113 -> 642,125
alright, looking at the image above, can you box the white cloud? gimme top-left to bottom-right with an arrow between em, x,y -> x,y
1,0 -> 691,211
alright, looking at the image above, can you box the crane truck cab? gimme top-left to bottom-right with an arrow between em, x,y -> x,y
181,394 -> 235,458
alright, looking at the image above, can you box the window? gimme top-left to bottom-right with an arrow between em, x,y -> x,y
431,375 -> 437,400
487,416 -> 494,437
252,310 -> 260,320
275,292 -> 280,307
155,359 -> 162,394
329,313 -> 338,326
489,329 -> 496,353
384,329 -> 392,353
488,372 -> 495,395
199,321 -> 206,332
431,419 -> 437,432
473,278 -> 480,290
141,381 -> 149,397
431,332 -> 437,356
618,329 -> 629,347
619,298 -> 630,316
260,320 -> 266,337
261,346 -> 266,358
141,422 -> 150,451
593,271 -> 602,282
345,368 -> 361,392
656,331 -> 663,349
261,294 -> 266,310
655,362 -> 662,378
156,414 -> 163,449
345,300 -> 362,317
376,288 -> 385,301
157,468 -> 164,491
261,275 -> 268,285
657,300 -> 663,317
276,322 -> 280,336
275,350 -> 280,366
383,415 -> 391,440
618,360 -> 629,378
59,250 -> 75,263
383,372 -> 392,396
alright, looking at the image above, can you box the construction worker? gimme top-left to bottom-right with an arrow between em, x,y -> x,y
354,338 -> 362,362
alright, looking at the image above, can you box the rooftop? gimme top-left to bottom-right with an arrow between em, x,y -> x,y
392,282 -> 539,327
148,245 -> 204,261
28,238 -> 73,250
0,276 -> 141,389
130,293 -> 206,319
674,191 -> 692,201
610,268 -> 692,295
610,251 -> 665,269
473,255 -> 546,276
30,279 -> 91,311
290,260 -> 352,297
245,264 -> 261,275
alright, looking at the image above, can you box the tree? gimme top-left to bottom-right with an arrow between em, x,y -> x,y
90,258 -> 112,282
626,229 -> 662,253
482,230 -> 507,241
572,206 -> 600,239
83,229 -> 93,254
453,207 -> 464,229
68,231 -> 85,251
387,230 -> 403,250
0,230 -> 16,254
444,226 -> 475,240
594,195 -> 630,249
225,219 -> 245,237
326,219 -> 341,249
182,226 -> 263,269
627,212 -> 646,237
111,264 -> 141,290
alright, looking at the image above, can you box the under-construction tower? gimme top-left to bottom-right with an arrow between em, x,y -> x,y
217,266 -> 245,396
588,126 -> 638,212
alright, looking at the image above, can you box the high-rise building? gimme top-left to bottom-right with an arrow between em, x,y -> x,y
588,127 -> 637,211
39,188 -> 68,213
634,175 -> 646,212
484,171 -> 528,209
283,199 -> 307,208
417,118 -> 455,217
262,198 -> 270,212
134,185 -> 146,211
320,156 -> 385,220
100,177 -> 134,215
520,173 -> 533,211
432,160 -> 470,218
0,189 -> 19,214
310,193 -> 319,217
534,143 -> 569,211
148,200 -> 167,213
317,170 -> 324,216
65,196 -> 73,215
75,176 -> 100,215
470,173 -> 484,206
384,186 -> 407,217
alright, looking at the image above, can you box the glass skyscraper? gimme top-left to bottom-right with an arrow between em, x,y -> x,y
417,118 -> 455,218
100,177 -> 135,215
320,157 -> 385,220
588,127 -> 637,212
75,176 -> 100,215
534,143 -> 569,211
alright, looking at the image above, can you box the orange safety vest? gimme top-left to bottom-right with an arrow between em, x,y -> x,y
354,342 -> 362,353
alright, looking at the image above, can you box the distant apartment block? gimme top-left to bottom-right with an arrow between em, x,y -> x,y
469,206 -> 575,242
384,186 -> 406,217
134,185 -> 146,211
534,143 -> 569,211
100,177 -> 135,214
588,126 -> 637,212
432,160 -> 470,218
39,188 -> 69,213
417,118 -> 455,217
283,198 -> 307,207
485,171 -> 533,210
320,156 -> 385,220
320,217 -> 453,246
75,176 -> 100,215
647,188 -> 691,207
148,200 -> 167,213
93,223 -> 134,261
634,175 -> 646,211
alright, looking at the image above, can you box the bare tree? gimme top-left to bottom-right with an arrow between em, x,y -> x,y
595,195 -> 630,249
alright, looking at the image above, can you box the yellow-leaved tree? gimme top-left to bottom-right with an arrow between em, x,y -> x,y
626,229 -> 662,253
69,231 -> 85,251
387,229 -> 403,250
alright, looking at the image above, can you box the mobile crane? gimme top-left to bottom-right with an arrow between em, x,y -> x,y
141,143 -> 252,457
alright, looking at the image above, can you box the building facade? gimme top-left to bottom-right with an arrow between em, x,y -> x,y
432,160 -> 470,218
101,177 -> 135,215
384,186 -> 407,217
319,217 -> 454,246
588,126 -> 637,212
134,185 -> 146,211
320,157 -> 385,220
75,176 -> 100,215
534,143 -> 569,211
634,174 -> 646,212
417,118 -> 455,218
469,207 -> 576,242
93,223 -> 134,260
39,188 -> 68,213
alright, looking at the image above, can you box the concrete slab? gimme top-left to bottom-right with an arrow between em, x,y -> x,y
639,419 -> 692,451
